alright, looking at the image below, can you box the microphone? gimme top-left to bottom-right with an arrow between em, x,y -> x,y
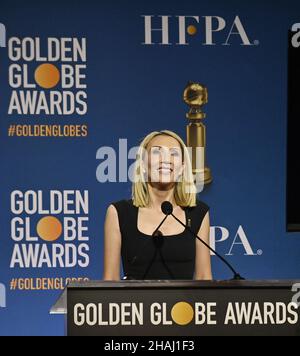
161,201 -> 245,280
130,214 -> 168,264
152,229 -> 165,249
125,213 -> 169,280
142,215 -> 171,279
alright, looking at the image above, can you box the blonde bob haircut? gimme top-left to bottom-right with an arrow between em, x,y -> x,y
132,130 -> 197,208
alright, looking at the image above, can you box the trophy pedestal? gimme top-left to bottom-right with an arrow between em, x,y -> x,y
193,168 -> 212,185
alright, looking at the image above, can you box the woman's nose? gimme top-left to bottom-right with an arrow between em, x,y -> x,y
160,149 -> 171,162
160,158 -> 171,166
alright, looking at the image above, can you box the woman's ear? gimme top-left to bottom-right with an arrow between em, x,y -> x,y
141,161 -> 146,174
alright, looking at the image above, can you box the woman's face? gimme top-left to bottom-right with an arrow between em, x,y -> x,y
144,135 -> 184,185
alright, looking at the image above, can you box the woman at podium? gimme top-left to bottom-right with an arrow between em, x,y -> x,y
103,130 -> 212,281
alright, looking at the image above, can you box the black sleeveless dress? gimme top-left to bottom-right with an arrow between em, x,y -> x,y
112,199 -> 209,280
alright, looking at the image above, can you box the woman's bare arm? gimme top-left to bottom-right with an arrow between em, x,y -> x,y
194,211 -> 213,280
102,205 -> 122,280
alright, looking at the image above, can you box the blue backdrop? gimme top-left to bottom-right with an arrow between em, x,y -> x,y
0,0 -> 300,336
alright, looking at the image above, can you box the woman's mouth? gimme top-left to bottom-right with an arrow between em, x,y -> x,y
158,167 -> 173,174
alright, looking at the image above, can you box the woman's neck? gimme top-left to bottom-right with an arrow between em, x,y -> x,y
147,183 -> 176,211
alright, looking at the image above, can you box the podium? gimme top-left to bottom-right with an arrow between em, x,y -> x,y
51,280 -> 300,336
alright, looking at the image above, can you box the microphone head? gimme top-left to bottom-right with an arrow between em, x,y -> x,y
161,201 -> 173,215
153,230 -> 164,248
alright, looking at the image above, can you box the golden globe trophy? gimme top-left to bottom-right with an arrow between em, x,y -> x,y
183,81 -> 212,185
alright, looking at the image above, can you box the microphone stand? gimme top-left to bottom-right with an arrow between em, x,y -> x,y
125,215 -> 171,280
170,212 -> 245,281
142,215 -> 172,279
152,215 -> 168,237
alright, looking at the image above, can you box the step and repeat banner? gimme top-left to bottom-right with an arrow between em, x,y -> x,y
0,0 -> 300,335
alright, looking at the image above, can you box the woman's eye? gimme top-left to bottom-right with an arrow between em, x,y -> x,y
171,150 -> 180,157
151,148 -> 160,155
